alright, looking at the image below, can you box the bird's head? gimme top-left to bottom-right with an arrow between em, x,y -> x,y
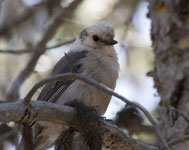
77,22 -> 118,51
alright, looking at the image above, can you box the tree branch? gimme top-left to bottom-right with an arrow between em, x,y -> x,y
0,100 -> 158,150
0,48 -> 34,55
0,97 -> 188,149
6,0 -> 83,100
46,39 -> 75,50
0,39 -> 75,55
23,73 -> 167,148
167,135 -> 189,147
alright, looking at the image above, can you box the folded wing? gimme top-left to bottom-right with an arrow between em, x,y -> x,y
37,50 -> 88,103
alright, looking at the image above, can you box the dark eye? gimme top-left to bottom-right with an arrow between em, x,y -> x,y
93,35 -> 99,42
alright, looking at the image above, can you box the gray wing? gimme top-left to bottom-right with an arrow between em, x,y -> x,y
37,50 -> 88,103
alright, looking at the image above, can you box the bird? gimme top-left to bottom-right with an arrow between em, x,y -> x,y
22,21 -> 119,150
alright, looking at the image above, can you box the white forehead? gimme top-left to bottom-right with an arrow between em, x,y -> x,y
87,21 -> 115,38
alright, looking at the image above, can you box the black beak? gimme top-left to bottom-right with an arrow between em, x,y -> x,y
102,39 -> 118,45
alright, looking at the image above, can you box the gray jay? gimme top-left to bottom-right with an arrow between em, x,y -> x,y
26,21 -> 119,150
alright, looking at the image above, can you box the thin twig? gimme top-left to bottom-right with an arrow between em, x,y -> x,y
0,39 -> 75,55
23,73 -> 168,149
0,49 -> 34,55
167,135 -> 189,147
46,39 -> 75,49
6,0 -> 83,101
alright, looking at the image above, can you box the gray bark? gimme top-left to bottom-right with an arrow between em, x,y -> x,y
0,100 -> 158,150
149,0 -> 189,149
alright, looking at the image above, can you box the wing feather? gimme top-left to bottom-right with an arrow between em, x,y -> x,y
37,50 -> 88,102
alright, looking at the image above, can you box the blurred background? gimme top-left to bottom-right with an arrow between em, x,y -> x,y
0,0 -> 160,149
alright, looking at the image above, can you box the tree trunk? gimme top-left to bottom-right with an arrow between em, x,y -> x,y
149,0 -> 189,149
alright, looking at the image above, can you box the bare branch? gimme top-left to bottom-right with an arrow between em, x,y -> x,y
102,121 -> 158,150
6,0 -> 83,100
167,135 -> 189,147
0,100 -> 75,125
46,39 -> 75,50
23,73 -> 167,148
1,98 -> 188,149
0,39 -> 74,55
0,48 -> 34,55
0,100 -> 158,150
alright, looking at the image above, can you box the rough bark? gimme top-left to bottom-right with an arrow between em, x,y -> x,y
149,0 -> 189,149
0,100 -> 158,150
